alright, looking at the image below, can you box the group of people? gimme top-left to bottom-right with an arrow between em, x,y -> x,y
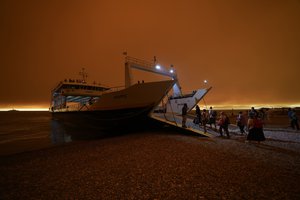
182,105 -> 299,142
194,105 -> 216,133
183,105 -> 276,142
186,105 -> 230,138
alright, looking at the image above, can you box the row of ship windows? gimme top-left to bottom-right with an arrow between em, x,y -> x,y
62,85 -> 108,91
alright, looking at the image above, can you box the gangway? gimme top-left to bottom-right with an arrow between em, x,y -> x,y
149,87 -> 214,137
151,113 -> 215,137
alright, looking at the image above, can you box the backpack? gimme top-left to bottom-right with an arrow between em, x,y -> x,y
193,117 -> 199,124
292,113 -> 298,121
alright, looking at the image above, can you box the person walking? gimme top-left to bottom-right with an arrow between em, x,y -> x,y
288,108 -> 299,130
208,106 -> 217,130
182,103 -> 188,128
246,115 -> 265,143
249,107 -> 258,118
201,109 -> 209,133
195,105 -> 202,125
255,115 -> 266,141
236,111 -> 247,134
218,112 -> 230,138
246,115 -> 255,142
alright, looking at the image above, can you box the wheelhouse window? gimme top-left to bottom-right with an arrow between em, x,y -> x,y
60,84 -> 109,91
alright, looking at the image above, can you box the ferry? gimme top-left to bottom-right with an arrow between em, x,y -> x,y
50,55 -> 212,130
50,58 -> 176,130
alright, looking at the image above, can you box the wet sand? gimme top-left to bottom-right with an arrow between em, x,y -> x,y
1,129 -> 300,199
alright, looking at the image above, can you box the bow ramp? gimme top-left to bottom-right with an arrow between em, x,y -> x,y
150,87 -> 217,137
150,112 -> 216,137
123,55 -> 215,137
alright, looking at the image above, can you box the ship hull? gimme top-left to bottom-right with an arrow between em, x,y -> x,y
51,80 -> 175,130
52,105 -> 156,131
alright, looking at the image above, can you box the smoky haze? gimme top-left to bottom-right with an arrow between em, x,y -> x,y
1,0 -> 300,109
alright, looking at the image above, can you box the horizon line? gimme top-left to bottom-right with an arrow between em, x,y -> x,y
1,103 -> 300,111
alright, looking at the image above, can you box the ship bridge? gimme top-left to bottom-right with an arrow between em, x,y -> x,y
124,56 -> 182,98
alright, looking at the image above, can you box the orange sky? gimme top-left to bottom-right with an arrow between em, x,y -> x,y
1,0 -> 300,109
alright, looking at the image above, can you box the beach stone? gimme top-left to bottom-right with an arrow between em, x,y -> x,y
0,131 -> 300,199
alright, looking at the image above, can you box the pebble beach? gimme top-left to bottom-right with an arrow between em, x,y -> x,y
1,126 -> 300,199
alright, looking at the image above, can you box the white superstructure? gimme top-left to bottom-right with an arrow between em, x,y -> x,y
123,55 -> 212,115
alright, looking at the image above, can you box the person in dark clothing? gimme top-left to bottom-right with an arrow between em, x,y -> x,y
249,107 -> 258,118
182,103 -> 188,128
288,108 -> 299,130
236,111 -> 247,134
208,106 -> 217,130
195,105 -> 202,125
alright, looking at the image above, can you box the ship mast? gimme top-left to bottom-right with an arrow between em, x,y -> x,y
79,68 -> 88,83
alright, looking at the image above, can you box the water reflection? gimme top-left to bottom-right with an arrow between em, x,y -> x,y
50,118 -> 118,144
51,119 -> 72,144
50,113 -> 166,144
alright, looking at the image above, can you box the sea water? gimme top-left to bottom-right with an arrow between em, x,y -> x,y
0,111 -> 130,156
0,111 -> 73,156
